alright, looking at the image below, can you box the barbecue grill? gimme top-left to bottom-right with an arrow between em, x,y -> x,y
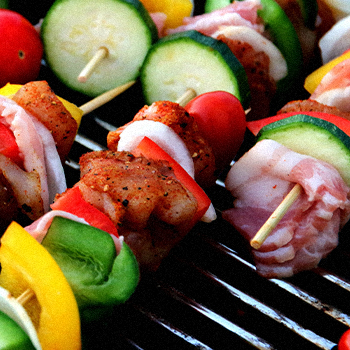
57,78 -> 350,349
13,1 -> 349,348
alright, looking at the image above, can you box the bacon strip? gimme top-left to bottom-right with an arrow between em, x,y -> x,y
223,139 -> 350,278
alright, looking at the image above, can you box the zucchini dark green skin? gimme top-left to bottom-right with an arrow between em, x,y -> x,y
42,216 -> 140,323
257,114 -> 350,187
141,30 -> 251,109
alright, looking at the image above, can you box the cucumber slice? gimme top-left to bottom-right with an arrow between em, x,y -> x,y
257,114 -> 350,187
41,0 -> 158,97
140,30 -> 251,109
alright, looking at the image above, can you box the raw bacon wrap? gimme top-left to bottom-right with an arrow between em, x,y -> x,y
0,96 -> 66,219
223,139 -> 350,278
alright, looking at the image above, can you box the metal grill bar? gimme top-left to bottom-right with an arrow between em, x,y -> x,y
159,282 -> 276,350
131,305 -> 215,350
205,238 -> 350,327
68,121 -> 349,349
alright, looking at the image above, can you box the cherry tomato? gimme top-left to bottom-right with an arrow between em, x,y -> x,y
339,329 -> 350,350
185,91 -> 246,171
0,10 -> 43,87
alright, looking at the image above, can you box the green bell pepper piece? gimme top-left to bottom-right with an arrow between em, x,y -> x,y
0,310 -> 35,350
258,0 -> 303,94
42,216 -> 140,322
204,0 -> 303,94
204,0 -> 318,30
205,0 -> 230,13
296,0 -> 318,29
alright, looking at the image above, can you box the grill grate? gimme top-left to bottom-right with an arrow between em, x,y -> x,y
66,110 -> 350,350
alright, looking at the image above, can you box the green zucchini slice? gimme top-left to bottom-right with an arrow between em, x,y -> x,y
41,0 -> 158,97
140,30 -> 250,109
257,114 -> 350,187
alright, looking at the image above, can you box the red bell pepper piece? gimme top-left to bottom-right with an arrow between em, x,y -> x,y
50,186 -> 119,237
0,122 -> 23,167
134,136 -> 211,226
247,111 -> 350,137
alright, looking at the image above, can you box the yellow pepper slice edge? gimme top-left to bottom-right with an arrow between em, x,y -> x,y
0,222 -> 81,350
0,83 -> 83,127
304,50 -> 350,94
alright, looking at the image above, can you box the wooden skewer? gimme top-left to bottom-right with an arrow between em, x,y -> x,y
176,88 -> 197,107
250,183 -> 303,250
16,289 -> 35,306
78,46 -> 109,83
79,80 -> 136,115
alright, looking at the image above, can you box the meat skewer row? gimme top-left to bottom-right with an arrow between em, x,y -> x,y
0,80 -> 79,230
44,91 -> 247,272
246,43 -> 350,249
223,99 -> 350,279
154,0 -> 332,120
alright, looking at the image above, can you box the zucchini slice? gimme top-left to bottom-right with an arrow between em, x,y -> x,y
257,114 -> 350,187
140,30 -> 250,109
41,0 -> 158,97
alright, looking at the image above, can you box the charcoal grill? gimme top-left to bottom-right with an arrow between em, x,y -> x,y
14,1 -> 348,348
58,83 -> 350,349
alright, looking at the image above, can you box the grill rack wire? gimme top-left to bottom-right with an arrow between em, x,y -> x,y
64,105 -> 350,350
24,0 -> 348,345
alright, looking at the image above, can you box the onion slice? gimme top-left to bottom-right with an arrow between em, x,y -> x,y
0,286 -> 41,349
319,15 -> 350,64
117,120 -> 195,178
212,25 -> 287,82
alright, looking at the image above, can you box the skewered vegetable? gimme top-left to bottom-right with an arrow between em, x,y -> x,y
0,221 -> 81,349
140,30 -> 251,109
41,0 -> 158,97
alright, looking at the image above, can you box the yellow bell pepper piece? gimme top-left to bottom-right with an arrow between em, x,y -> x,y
0,83 -> 83,127
304,50 -> 350,94
0,222 -> 81,350
140,0 -> 193,29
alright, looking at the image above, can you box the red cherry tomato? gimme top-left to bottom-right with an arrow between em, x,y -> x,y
339,329 -> 350,350
0,9 -> 43,87
185,91 -> 246,171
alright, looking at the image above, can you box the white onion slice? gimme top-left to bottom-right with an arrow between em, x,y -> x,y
202,203 -> 217,223
30,119 -> 67,204
0,96 -> 49,212
117,120 -> 195,178
319,15 -> 350,64
0,286 -> 41,349
212,25 -> 288,82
